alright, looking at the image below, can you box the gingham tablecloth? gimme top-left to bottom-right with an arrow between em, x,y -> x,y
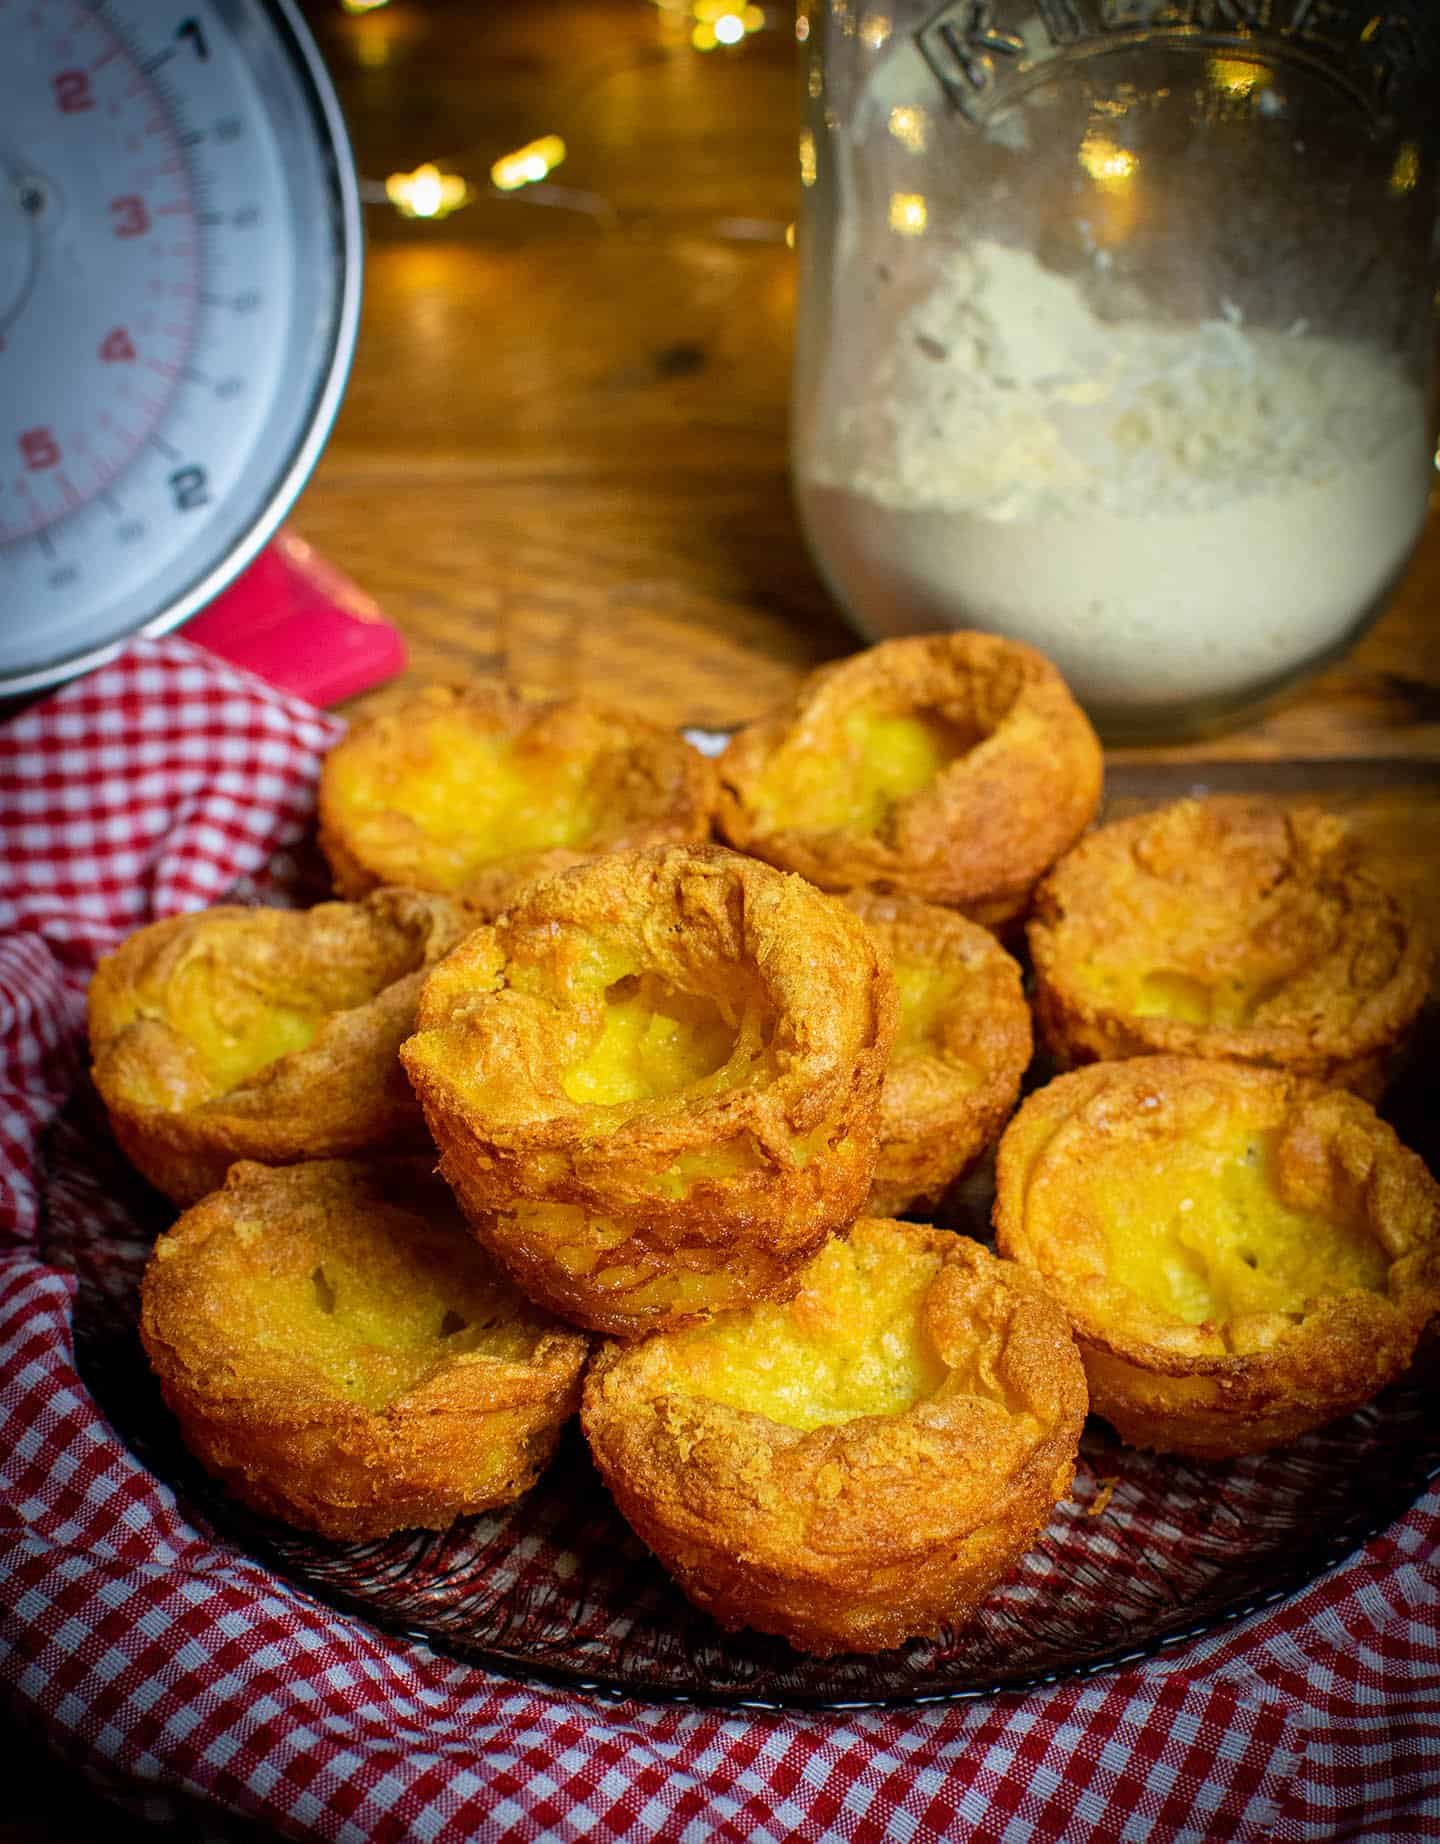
2,636 -> 1437,1844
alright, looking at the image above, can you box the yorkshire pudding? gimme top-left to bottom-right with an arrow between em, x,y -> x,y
715,633 -> 1102,926
845,893 -> 1031,1216
582,1218 -> 1086,1655
318,679 -> 719,916
993,1058 -> 1440,1458
401,845 -> 895,1337
1028,797 -> 1430,1099
89,888 -> 467,1204
140,1159 -> 590,1540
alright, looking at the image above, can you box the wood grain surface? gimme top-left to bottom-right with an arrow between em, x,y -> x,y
8,0 -> 1439,1837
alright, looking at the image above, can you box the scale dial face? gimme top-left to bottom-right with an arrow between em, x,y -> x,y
0,0 -> 362,694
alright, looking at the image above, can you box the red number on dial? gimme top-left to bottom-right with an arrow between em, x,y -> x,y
109,196 -> 150,239
53,70 -> 93,113
99,327 -> 137,362
20,429 -> 61,471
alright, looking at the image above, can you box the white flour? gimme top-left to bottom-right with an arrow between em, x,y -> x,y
799,240 -> 1433,712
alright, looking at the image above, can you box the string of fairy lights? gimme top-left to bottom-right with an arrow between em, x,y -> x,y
342,0 -> 775,223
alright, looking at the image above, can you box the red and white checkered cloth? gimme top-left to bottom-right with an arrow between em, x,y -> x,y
2,636 -> 1437,1844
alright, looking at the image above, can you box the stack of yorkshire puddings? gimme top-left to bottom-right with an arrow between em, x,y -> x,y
89,634 -> 1440,1658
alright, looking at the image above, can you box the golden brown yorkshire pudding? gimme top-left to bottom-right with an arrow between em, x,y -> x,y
401,845 -> 895,1337
317,679 -> 719,916
844,893 -> 1031,1217
89,888 -> 468,1204
993,1058 -> 1440,1459
1028,797 -> 1430,1100
140,1159 -> 590,1540
715,633 -> 1102,926
582,1219 -> 1086,1655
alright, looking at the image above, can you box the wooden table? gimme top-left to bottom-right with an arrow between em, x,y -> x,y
7,1 -> 1438,1836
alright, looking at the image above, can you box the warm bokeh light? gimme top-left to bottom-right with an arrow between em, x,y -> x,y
340,0 -> 417,65
861,12 -> 892,48
385,163 -> 471,219
1390,141 -> 1421,195
1079,135 -> 1139,186
691,1 -> 765,48
340,0 -> 389,12
888,191 -> 927,236
1208,55 -> 1270,97
490,135 -> 568,193
888,105 -> 928,154
799,128 -> 817,187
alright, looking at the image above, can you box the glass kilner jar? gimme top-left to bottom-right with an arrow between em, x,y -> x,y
792,1 -> 1439,740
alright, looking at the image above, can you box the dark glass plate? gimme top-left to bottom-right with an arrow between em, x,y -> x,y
43,761 -> 1440,1709
43,1075 -> 1437,1711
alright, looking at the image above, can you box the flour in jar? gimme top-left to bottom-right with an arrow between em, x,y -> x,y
797,239 -> 1433,712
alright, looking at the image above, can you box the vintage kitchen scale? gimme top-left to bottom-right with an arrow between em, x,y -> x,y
0,0 -> 363,698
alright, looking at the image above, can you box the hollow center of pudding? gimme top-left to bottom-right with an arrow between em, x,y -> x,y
159,922 -> 407,1096
891,961 -> 979,1087
190,1002 -> 328,1095
669,1230 -> 948,1430
1077,961 -> 1288,1029
757,706 -> 977,835
562,973 -> 740,1105
1132,969 -> 1281,1027
1061,848 -> 1357,1031
1090,1129 -> 1387,1328
334,714 -> 601,882
240,1220 -> 545,1410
